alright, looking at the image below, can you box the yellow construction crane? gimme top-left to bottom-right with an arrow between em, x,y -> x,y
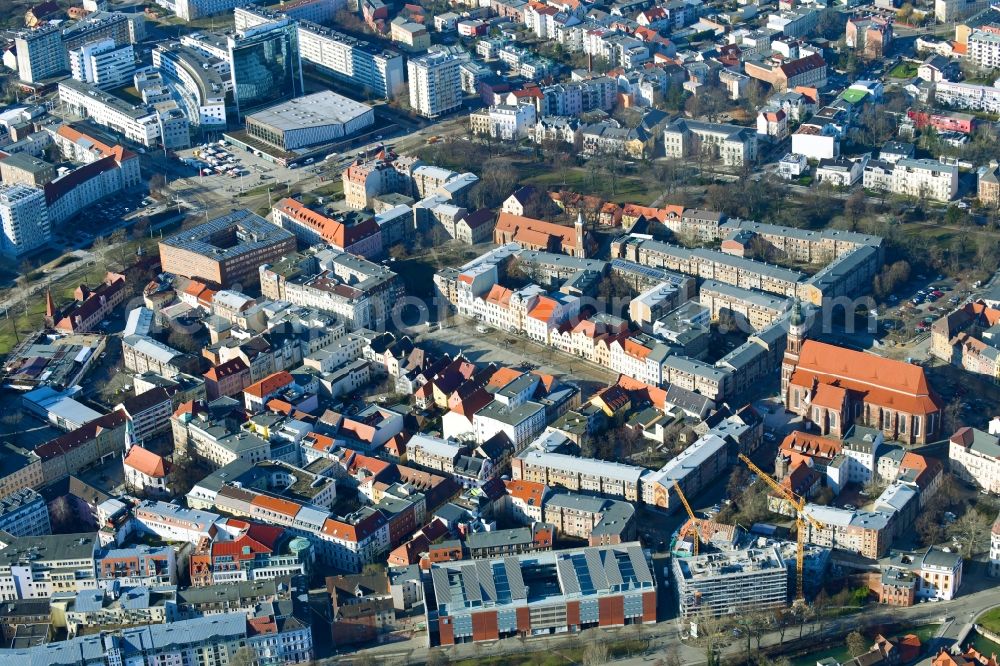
672,482 -> 702,556
737,453 -> 826,603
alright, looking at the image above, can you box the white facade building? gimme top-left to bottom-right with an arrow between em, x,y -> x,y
408,51 -> 462,118
69,39 -> 136,90
0,184 -> 50,258
58,79 -> 161,146
891,158 -> 958,202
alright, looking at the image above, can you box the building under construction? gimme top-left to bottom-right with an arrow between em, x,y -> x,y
673,546 -> 789,619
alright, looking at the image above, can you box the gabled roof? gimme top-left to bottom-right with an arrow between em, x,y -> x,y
789,340 -> 939,415
123,445 -> 171,479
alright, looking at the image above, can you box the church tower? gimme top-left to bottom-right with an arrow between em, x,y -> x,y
574,212 -> 586,259
781,299 -> 806,396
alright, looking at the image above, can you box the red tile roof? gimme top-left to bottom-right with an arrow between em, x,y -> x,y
789,341 -> 939,415
244,371 -> 294,399
123,445 -> 170,478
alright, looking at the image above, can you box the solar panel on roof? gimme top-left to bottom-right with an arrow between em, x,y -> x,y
626,545 -> 654,585
556,557 -> 580,595
460,564 -> 482,603
431,568 -> 451,606
504,557 -> 525,600
584,548 -> 608,591
604,550 -> 623,589
475,559 -> 496,602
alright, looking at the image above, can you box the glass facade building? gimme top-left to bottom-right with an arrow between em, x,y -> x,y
228,18 -> 303,120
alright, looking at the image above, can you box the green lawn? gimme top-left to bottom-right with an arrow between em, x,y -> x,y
888,62 -> 919,79
518,162 -> 661,206
978,608 -> 1000,634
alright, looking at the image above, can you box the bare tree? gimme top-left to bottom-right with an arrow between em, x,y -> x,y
948,509 -> 993,557
583,639 -> 610,666
847,631 -> 869,658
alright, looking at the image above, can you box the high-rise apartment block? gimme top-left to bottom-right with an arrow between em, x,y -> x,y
408,51 -> 462,118
0,184 -> 51,258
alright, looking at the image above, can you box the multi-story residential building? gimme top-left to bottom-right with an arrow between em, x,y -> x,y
936,0 -> 991,23
936,81 -> 1000,115
69,39 -> 135,89
0,443 -> 42,498
61,11 -> 143,51
0,184 -> 50,258
949,426 -> 1000,493
0,612 -> 313,664
53,587 -> 177,637
0,488 -> 50,537
699,280 -> 789,331
34,410 -> 128,486
890,159 -> 958,202
663,118 -> 758,166
744,53 -> 827,91
673,546 -> 788,619
159,210 -> 297,289
341,152 -> 420,209
473,400 -> 547,448
801,505 -> 892,559
258,249 -> 403,331
95,544 -> 176,589
408,51 -> 462,118
58,79 -> 163,147
424,542 -> 655,646
0,153 -> 54,188
0,532 -> 99,601
846,16 -> 892,59
14,25 -> 66,83
122,335 -> 199,377
171,398 -> 272,468
641,434 -> 730,510
513,433 -> 647,502
271,198 -> 383,257
614,237 -> 804,298
190,521 -> 310,586
300,23 -> 404,97
541,492 -> 636,546
469,103 -> 537,141
981,161 -> 1000,208
132,500 -> 221,543
766,8 -> 818,37
116,387 -> 173,445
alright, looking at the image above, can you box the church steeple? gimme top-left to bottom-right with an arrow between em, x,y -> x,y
574,212 -> 586,259
45,289 -> 55,319
787,298 -> 805,356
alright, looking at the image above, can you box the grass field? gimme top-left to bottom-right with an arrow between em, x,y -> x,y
978,608 -> 1000,634
888,61 -> 919,79
0,237 -> 156,355
517,161 -> 662,206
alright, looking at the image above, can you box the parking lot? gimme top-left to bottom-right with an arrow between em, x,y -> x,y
52,190 -> 152,249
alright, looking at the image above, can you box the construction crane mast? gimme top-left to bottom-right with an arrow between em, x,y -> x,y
737,454 -> 826,603
672,482 -> 702,556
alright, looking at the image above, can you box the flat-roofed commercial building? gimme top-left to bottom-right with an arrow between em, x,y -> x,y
159,209 -> 296,288
245,91 -> 374,151
424,542 -> 656,646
